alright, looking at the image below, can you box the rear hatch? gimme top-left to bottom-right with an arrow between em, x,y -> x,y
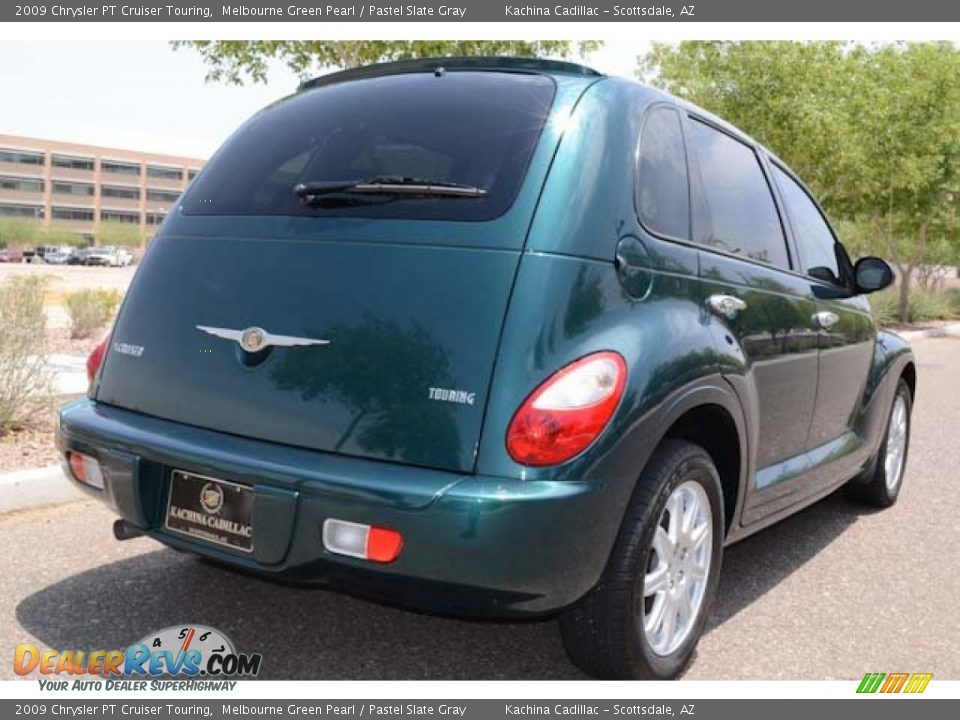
94,67 -> 575,473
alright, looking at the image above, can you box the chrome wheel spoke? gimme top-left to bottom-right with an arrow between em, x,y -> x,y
644,593 -> 667,635
653,526 -> 673,560
644,565 -> 668,596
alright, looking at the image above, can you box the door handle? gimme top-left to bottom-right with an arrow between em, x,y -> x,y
813,311 -> 839,330
706,294 -> 747,320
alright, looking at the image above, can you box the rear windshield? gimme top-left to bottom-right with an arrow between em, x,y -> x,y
181,72 -> 556,222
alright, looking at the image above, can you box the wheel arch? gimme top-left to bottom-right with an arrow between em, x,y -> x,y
631,379 -> 749,539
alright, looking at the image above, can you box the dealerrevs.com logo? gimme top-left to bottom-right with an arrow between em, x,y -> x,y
14,625 -> 262,689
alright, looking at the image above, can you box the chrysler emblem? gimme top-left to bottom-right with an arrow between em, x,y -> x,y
240,327 -> 267,353
196,325 -> 330,352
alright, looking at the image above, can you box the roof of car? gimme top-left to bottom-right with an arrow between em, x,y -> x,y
298,56 -> 603,92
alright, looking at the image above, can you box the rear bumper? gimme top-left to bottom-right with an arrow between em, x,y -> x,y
56,399 -> 617,616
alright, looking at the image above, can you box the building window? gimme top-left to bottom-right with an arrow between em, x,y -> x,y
101,160 -> 140,177
101,185 -> 141,200
145,212 -> 167,225
100,210 -> 139,224
146,189 -> 180,203
51,154 -> 95,171
52,181 -> 95,197
146,165 -> 182,180
187,169 -> 199,181
0,176 -> 44,193
0,149 -> 44,166
52,207 -> 95,222
0,203 -> 44,218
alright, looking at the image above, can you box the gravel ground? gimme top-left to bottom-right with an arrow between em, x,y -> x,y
0,396 -> 79,471
0,336 -> 957,680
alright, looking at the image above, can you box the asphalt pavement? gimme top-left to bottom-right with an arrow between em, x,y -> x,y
2,336 -> 958,680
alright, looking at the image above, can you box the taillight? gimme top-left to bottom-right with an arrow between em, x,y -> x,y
86,335 -> 109,385
506,351 -> 627,466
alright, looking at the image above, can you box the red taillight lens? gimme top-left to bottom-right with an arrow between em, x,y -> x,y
506,351 -> 627,466
86,335 -> 109,385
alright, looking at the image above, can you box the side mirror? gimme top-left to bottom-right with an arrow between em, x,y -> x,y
854,256 -> 894,294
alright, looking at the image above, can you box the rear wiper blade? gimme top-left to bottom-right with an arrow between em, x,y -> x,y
294,176 -> 488,200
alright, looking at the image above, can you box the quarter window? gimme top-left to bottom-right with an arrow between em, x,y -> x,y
689,120 -> 789,269
771,165 -> 844,285
636,107 -> 690,239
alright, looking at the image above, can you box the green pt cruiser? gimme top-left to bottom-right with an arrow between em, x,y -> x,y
57,57 -> 916,679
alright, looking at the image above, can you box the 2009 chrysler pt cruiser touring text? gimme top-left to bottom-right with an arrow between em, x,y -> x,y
58,57 -> 916,679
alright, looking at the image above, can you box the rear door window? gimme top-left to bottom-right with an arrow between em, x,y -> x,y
771,164 -> 845,285
636,106 -> 690,239
180,72 -> 556,222
689,119 -> 790,269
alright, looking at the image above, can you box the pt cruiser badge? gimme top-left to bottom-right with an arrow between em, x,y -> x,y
196,325 -> 330,352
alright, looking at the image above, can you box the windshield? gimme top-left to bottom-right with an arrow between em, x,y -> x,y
180,71 -> 556,222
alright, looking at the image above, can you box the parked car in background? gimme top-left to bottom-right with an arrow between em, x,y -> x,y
68,247 -> 91,265
44,247 -> 74,264
58,58 -> 916,680
84,246 -> 131,267
0,248 -> 11,263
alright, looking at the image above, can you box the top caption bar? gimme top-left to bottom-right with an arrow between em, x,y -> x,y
5,0 -> 960,22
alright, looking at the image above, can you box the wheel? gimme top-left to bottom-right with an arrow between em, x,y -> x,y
560,439 -> 724,679
849,378 -> 912,508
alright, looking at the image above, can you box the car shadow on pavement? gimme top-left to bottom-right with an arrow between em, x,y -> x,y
16,489 -> 873,679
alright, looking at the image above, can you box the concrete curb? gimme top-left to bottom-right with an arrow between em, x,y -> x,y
0,464 -> 85,515
894,321 -> 960,342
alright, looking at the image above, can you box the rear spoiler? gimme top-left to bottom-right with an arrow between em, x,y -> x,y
298,56 -> 603,92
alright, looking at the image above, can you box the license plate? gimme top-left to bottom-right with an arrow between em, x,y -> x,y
164,470 -> 254,552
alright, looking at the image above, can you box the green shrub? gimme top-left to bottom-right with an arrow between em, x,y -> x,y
0,277 -> 53,433
868,289 -> 899,327
871,287 -> 957,326
945,287 -> 960,317
64,289 -> 122,339
909,288 -> 954,323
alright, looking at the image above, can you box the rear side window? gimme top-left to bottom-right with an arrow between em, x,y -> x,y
689,120 -> 789,269
181,72 -> 556,222
771,165 -> 844,285
636,107 -> 690,239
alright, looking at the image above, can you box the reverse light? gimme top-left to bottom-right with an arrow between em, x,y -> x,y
67,451 -> 105,490
506,351 -> 627,466
322,519 -> 404,563
86,335 -> 109,385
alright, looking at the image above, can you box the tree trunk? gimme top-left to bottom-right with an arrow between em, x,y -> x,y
898,267 -> 912,324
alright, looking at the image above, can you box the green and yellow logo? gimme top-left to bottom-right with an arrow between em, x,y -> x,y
857,672 -> 933,694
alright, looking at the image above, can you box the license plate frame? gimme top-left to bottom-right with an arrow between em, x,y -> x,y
164,470 -> 255,553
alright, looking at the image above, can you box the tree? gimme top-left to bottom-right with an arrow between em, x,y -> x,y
39,225 -> 86,247
0,218 -> 41,249
97,221 -> 144,248
642,41 -> 960,322
172,40 -> 602,85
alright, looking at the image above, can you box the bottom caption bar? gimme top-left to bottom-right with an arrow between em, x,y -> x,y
3,700 -> 957,720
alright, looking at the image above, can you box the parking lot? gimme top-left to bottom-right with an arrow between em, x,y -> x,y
0,262 -> 135,298
1,335 -> 958,680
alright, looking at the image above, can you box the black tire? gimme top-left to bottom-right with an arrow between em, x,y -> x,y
559,439 -> 724,679
848,379 -> 912,508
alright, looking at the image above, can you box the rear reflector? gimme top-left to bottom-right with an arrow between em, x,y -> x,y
322,519 -> 403,564
67,451 -> 104,490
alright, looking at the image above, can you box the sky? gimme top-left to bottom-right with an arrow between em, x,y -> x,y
0,40 -> 647,160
